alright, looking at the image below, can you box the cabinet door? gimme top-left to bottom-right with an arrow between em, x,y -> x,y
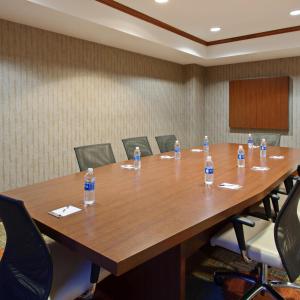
256,77 -> 289,130
229,80 -> 257,129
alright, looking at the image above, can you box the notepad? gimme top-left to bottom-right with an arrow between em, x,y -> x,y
49,205 -> 81,218
191,149 -> 204,152
269,155 -> 284,159
251,166 -> 270,171
252,146 -> 260,149
218,183 -> 242,190
121,164 -> 135,169
160,155 -> 174,159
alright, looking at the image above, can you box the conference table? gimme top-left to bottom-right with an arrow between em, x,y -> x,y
3,143 -> 300,299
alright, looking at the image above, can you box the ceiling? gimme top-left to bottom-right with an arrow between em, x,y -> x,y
118,0 -> 300,41
0,0 -> 300,66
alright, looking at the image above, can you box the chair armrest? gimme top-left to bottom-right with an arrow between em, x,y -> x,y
270,193 -> 280,215
231,215 -> 255,263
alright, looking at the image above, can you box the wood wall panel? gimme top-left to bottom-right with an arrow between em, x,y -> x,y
205,57 -> 300,147
229,77 -> 289,130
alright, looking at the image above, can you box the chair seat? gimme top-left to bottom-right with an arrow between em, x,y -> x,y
247,223 -> 282,269
48,240 -> 110,300
211,216 -> 283,269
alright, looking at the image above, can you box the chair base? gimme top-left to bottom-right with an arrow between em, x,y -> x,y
214,263 -> 300,300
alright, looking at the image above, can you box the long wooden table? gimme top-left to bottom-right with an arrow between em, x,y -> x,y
2,144 -> 300,299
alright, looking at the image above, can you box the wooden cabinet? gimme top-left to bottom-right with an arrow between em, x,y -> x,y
229,77 -> 289,130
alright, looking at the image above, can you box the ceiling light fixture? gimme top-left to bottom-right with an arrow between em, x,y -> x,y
290,10 -> 300,16
210,27 -> 221,32
155,0 -> 169,3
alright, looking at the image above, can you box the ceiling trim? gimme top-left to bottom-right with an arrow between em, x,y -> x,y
207,25 -> 300,45
96,0 -> 300,46
95,0 -> 208,45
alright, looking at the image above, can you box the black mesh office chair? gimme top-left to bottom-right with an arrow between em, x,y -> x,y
74,143 -> 116,171
211,177 -> 300,300
155,135 -> 177,153
252,133 -> 281,147
0,194 -> 110,300
0,195 -> 52,300
122,136 -> 153,160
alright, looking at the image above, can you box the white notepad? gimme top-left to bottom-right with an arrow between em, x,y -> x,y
49,205 -> 81,218
121,164 -> 135,169
191,149 -> 204,152
218,183 -> 242,190
251,166 -> 270,171
160,155 -> 174,159
269,155 -> 284,160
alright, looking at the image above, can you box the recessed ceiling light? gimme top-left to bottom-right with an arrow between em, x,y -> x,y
290,10 -> 300,16
155,0 -> 169,3
210,27 -> 221,32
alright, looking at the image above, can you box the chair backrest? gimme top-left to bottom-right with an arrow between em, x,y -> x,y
0,195 -> 53,300
155,135 -> 177,153
252,133 -> 281,146
122,136 -> 153,160
74,143 -> 116,172
274,178 -> 300,282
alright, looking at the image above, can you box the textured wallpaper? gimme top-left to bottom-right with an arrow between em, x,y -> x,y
0,19 -> 204,191
205,57 -> 300,147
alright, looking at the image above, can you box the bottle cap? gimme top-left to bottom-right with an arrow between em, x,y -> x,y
205,136 -> 208,139
176,140 -> 179,143
248,133 -> 251,136
87,168 -> 93,173
136,146 -> 140,150
207,155 -> 212,161
262,138 -> 266,142
238,145 -> 243,150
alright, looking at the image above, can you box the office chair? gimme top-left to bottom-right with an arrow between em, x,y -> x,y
155,135 -> 177,153
211,178 -> 300,300
74,143 -> 116,172
0,194 -> 110,300
122,136 -> 153,160
252,133 -> 281,147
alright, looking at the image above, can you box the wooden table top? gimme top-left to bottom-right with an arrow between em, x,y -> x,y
2,144 -> 300,275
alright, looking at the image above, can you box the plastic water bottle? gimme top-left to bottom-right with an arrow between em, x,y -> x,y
260,138 -> 267,158
237,145 -> 245,168
133,146 -> 141,170
174,140 -> 181,160
204,155 -> 214,185
203,136 -> 209,153
84,168 -> 95,206
247,134 -> 254,149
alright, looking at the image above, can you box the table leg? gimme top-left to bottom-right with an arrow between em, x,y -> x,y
98,245 -> 185,300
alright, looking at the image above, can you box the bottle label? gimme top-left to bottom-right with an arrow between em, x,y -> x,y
203,142 -> 208,146
205,167 -> 214,174
248,140 -> 253,144
84,182 -> 95,191
260,145 -> 267,150
134,155 -> 141,161
238,154 -> 245,160
175,146 -> 180,153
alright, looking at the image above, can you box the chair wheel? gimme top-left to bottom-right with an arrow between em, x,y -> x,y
214,275 -> 224,286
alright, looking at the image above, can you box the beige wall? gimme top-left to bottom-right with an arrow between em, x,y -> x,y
204,57 -> 300,147
1,18 -> 300,192
0,19 -> 204,192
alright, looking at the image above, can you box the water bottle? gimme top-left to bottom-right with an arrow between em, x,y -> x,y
237,145 -> 245,168
247,133 -> 253,149
260,138 -> 267,158
133,146 -> 141,170
174,140 -> 181,160
84,168 -> 95,206
203,136 -> 209,153
204,155 -> 214,185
